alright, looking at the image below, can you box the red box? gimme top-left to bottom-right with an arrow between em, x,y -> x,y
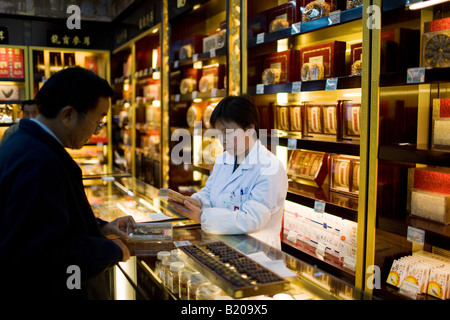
433,98 -> 450,118
300,41 -> 346,78
287,150 -> 329,187
10,48 -> 24,79
266,1 -> 300,32
414,167 -> 450,195
201,64 -> 225,90
425,17 -> 450,33
0,48 -> 9,78
264,49 -> 300,83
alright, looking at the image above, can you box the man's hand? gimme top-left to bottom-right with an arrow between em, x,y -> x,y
101,215 -> 136,241
168,197 -> 202,223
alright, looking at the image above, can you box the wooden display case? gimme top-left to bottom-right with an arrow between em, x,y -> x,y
365,0 -> 450,300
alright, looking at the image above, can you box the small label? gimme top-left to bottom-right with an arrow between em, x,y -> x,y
192,54 -> 198,62
407,67 -> 425,84
325,78 -> 338,91
316,242 -> 326,259
291,22 -> 301,35
211,88 -> 217,97
256,33 -> 265,44
291,81 -> 302,93
407,226 -> 425,245
400,280 -> 420,299
314,200 -> 326,213
256,84 -> 264,94
328,10 -> 341,25
287,230 -> 297,243
173,240 -> 192,247
192,91 -> 198,99
287,138 -> 297,150
209,49 -> 216,58
175,94 -> 180,102
174,60 -> 179,68
343,256 -> 356,271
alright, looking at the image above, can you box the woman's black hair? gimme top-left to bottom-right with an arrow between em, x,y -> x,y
210,95 -> 260,138
35,66 -> 114,118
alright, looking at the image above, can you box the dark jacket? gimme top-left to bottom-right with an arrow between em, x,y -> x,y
0,119 -> 122,300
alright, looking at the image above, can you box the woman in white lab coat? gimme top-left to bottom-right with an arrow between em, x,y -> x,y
169,95 -> 288,249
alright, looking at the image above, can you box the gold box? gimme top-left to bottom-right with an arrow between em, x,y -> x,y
330,155 -> 359,197
411,189 -> 450,225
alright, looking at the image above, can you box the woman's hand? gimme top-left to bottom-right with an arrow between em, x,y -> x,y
168,197 -> 203,223
101,215 -> 136,241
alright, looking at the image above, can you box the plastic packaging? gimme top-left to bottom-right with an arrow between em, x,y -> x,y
167,261 -> 185,294
127,222 -> 173,241
196,283 -> 222,300
179,268 -> 196,300
155,251 -> 170,281
188,273 -> 210,300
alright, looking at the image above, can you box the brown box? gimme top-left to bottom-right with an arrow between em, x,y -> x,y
300,41 -> 346,78
330,154 -> 359,197
275,104 -> 291,131
264,49 -> 300,83
287,150 -> 329,187
305,104 -> 338,137
342,101 -> 361,139
289,104 -> 303,131
200,64 -> 225,91
266,1 -> 300,32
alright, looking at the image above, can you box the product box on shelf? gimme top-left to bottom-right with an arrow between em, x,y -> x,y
10,48 -> 24,78
287,150 -> 329,187
423,17 -> 450,68
411,189 -> 450,225
0,48 -> 8,77
186,101 -> 207,128
304,103 -> 339,138
301,0 -> 336,23
179,68 -> 202,94
275,104 -> 291,131
174,34 -> 205,60
432,98 -> 450,149
290,104 -> 303,132
341,101 -> 361,139
199,64 -> 225,92
263,49 -> 300,84
349,42 -> 362,75
247,56 -> 264,86
329,154 -> 359,197
267,1 -> 300,32
258,104 -> 275,130
300,41 -> 346,79
346,0 -> 363,9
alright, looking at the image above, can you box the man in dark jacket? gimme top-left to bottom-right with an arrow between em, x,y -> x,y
0,67 -> 134,300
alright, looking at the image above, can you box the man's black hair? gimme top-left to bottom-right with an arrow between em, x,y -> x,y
35,66 -> 113,118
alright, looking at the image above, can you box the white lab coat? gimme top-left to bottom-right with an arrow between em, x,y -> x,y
191,140 -> 288,249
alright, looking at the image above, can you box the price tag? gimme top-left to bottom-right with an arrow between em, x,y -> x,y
256,33 -> 265,44
291,81 -> 302,93
407,67 -> 425,84
175,94 -> 180,102
314,200 -> 326,213
325,78 -> 338,91
191,91 -> 198,99
211,88 -> 217,97
209,49 -> 216,58
287,138 -> 297,150
400,280 -> 420,299
316,242 -> 326,259
291,22 -> 301,35
287,230 -> 297,243
343,256 -> 356,271
407,226 -> 425,245
256,84 -> 264,94
173,240 -> 192,247
192,54 -> 198,62
328,10 -> 341,25
174,60 -> 179,68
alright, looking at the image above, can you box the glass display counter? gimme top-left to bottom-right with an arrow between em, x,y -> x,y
85,177 -> 374,300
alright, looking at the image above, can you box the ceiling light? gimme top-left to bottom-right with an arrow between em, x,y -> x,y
407,0 -> 450,10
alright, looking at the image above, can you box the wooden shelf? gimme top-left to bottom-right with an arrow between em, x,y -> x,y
380,67 -> 450,87
279,136 -> 360,156
379,144 -> 450,166
171,47 -> 227,69
247,75 -> 361,94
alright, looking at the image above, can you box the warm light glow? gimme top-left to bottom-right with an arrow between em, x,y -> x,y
193,61 -> 203,69
193,4 -> 201,10
152,49 -> 158,69
343,92 -> 362,98
408,0 -> 450,10
277,39 -> 288,52
277,92 -> 289,104
193,98 -> 203,103
152,100 -> 161,107
152,71 -> 160,80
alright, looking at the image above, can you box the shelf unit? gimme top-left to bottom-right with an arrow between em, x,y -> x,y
110,25 -> 162,189
0,45 -> 29,137
166,0 -> 228,192
365,0 -> 450,300
242,0 -> 366,287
